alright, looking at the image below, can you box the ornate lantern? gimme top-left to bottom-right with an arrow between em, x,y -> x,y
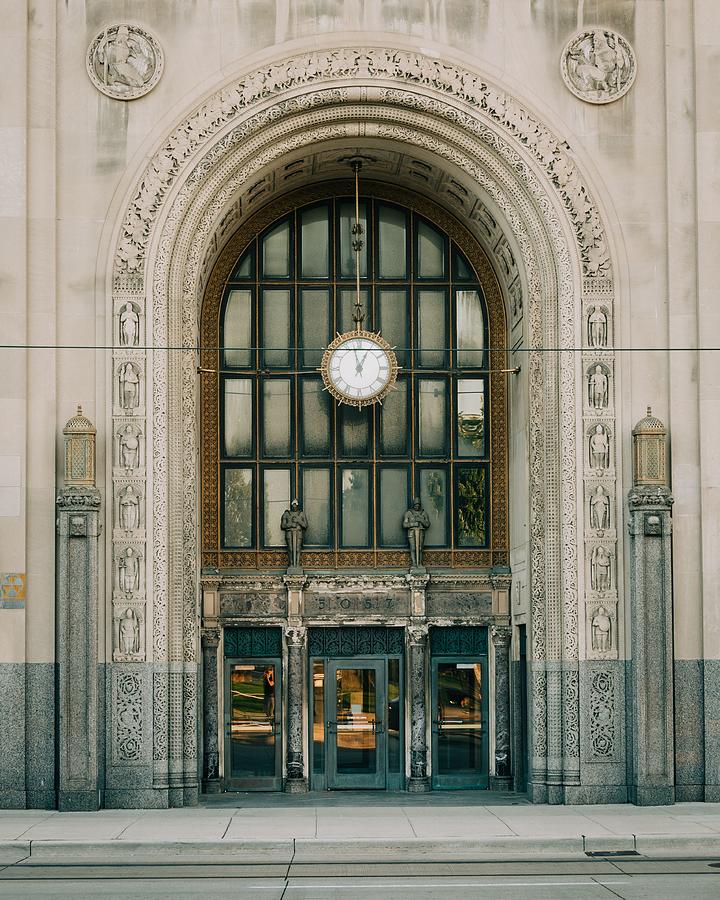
63,405 -> 97,487
632,407 -> 667,487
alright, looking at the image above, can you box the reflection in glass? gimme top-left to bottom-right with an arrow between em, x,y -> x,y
417,290 -> 447,367
223,289 -> 252,367
419,468 -> 447,546
339,289 -> 369,333
229,664 -> 277,778
335,668 -> 377,773
456,290 -> 484,367
380,468 -> 408,546
301,378 -> 330,456
388,658 -> 401,773
378,289 -> 408,366
339,404 -> 370,457
340,201 -> 367,277
262,290 -> 291,367
341,469 -> 369,546
418,380 -> 448,456
263,469 -> 290,546
454,250 -> 472,281
378,205 -> 407,278
300,290 -> 330,367
223,468 -> 253,547
231,249 -> 253,279
301,205 -> 329,277
262,219 -> 290,277
417,220 -> 446,277
302,468 -> 331,546
436,662 -> 483,775
457,379 -> 485,457
312,661 -> 325,774
457,467 -> 487,546
379,379 -> 407,455
263,379 -> 291,457
224,379 -> 253,457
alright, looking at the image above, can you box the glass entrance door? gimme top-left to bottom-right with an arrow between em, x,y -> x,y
431,658 -> 489,789
326,660 -> 386,789
224,658 -> 282,790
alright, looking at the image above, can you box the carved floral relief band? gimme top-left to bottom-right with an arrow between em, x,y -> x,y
86,24 -> 164,100
561,29 -> 636,105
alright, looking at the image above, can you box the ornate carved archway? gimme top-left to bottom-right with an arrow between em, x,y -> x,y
105,43 -> 623,806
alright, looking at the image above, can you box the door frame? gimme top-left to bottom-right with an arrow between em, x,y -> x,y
223,656 -> 283,791
309,654 -> 404,791
326,658 -> 387,790
430,654 -> 490,790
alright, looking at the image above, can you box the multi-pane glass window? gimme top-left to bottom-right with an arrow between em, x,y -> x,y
217,198 -> 491,554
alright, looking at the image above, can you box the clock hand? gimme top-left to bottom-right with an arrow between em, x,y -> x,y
353,348 -> 363,375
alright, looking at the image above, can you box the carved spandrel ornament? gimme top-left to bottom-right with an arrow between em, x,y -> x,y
86,25 -> 164,100
561,29 -> 636,105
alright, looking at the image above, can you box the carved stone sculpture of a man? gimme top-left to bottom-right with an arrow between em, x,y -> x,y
281,499 -> 307,573
590,424 -> 610,470
119,547 -> 140,593
119,608 -> 140,655
120,302 -> 139,347
588,306 -> 607,347
591,606 -> 612,652
119,362 -> 140,410
119,485 -> 139,531
590,485 -> 610,530
403,497 -> 431,572
589,365 -> 608,409
120,426 -> 139,470
591,546 -> 612,592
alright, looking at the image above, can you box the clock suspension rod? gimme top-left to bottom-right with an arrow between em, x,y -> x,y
196,365 -> 520,376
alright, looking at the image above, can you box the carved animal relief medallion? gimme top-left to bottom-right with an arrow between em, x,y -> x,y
561,29 -> 636,104
87,24 -> 163,100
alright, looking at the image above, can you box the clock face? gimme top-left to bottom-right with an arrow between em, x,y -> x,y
321,331 -> 398,407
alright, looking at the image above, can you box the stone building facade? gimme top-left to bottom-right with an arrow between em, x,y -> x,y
0,1 -> 717,808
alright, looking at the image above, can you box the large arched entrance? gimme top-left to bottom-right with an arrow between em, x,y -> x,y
102,42 -> 624,807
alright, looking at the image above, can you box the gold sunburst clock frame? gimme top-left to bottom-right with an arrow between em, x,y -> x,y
319,328 -> 400,409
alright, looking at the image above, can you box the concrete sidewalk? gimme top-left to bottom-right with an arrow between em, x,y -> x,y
3,798 -> 720,864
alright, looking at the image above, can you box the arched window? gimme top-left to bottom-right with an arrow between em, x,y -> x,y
201,189 -> 508,570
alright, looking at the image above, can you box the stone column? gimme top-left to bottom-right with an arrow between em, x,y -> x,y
628,409 -> 674,805
201,627 -> 221,793
490,625 -> 512,790
56,485 -> 102,810
284,626 -> 308,793
408,625 -> 430,792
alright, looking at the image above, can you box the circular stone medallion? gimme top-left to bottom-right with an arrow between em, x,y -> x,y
86,24 -> 164,100
561,29 -> 636,104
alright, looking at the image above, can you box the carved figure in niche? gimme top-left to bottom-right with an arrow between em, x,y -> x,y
120,426 -> 139,471
119,362 -> 140,410
119,607 -> 140,655
119,302 -> 139,347
589,424 -> 610,470
563,30 -> 635,104
591,606 -> 612,652
588,306 -> 608,348
403,498 -> 430,572
590,485 -> 610,531
589,365 -> 609,409
118,547 -> 140,593
281,499 -> 307,573
97,25 -> 150,89
119,485 -> 139,531
591,546 -> 612,592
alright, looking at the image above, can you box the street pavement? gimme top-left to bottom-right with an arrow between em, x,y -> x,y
2,795 -> 720,896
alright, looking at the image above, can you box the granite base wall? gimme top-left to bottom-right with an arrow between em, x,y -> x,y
25,663 -> 57,809
0,664 -> 26,808
675,659 -> 705,801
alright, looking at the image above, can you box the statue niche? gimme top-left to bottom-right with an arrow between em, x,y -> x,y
589,424 -> 610,471
588,364 -> 609,410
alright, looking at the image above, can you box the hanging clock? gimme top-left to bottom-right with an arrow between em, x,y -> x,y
320,329 -> 399,408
